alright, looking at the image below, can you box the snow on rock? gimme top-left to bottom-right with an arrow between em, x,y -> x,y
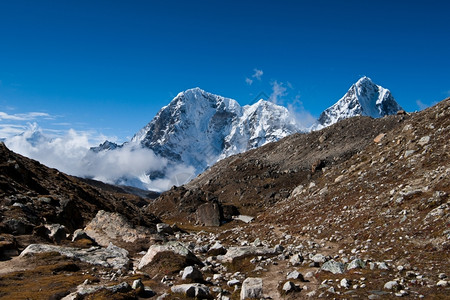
124,88 -> 304,185
316,77 -> 402,130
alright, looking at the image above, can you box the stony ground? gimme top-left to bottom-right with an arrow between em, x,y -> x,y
0,98 -> 449,299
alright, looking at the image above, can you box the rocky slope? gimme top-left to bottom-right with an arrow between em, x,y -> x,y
0,99 -> 448,299
144,97 -> 449,298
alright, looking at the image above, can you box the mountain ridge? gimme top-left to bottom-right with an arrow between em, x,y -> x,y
92,77 -> 403,190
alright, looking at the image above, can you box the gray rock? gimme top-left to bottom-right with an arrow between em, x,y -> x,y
287,270 -> 305,281
289,253 -> 304,266
5,219 -> 32,235
311,253 -> 326,263
45,224 -> 68,243
227,279 -> 240,286
182,266 -> 203,281
340,278 -> 350,288
253,238 -> 262,247
84,210 -> 153,247
72,229 -> 94,242
306,290 -> 317,297
321,260 -> 345,274
217,246 -> 277,263
132,279 -> 144,290
384,280 -> 399,290
138,241 -> 202,270
196,202 -> 221,227
208,242 -> 227,256
436,280 -> 448,287
240,278 -> 263,299
404,150 -> 415,157
282,281 -> 299,293
171,283 -> 210,298
378,262 -> 389,270
347,258 -> 365,270
105,282 -> 131,293
156,223 -> 174,235
20,243 -> 130,270
418,136 -> 430,146
233,215 -> 254,224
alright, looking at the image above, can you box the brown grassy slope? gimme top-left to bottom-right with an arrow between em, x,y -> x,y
148,111 -> 409,220
260,97 -> 449,271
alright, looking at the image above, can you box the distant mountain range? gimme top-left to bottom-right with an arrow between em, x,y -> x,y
93,76 -> 403,189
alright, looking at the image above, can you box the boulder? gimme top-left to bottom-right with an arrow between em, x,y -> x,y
240,278 -> 263,299
182,266 -> 203,281
84,210 -> 153,248
340,278 -> 350,288
20,242 -> 130,270
207,241 -> 227,256
171,283 -> 210,298
138,241 -> 202,270
384,280 -> 399,290
311,253 -> 327,263
45,224 -> 68,244
233,215 -> 254,224
196,202 -> 221,226
289,253 -> 304,266
287,270 -> 305,281
156,223 -> 174,235
347,258 -> 365,270
321,260 -> 345,274
282,281 -> 299,293
217,246 -> 277,263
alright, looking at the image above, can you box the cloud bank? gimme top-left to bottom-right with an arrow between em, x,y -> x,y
4,124 -> 195,192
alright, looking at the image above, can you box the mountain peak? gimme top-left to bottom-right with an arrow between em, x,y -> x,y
129,88 -> 302,179
355,76 -> 373,85
316,77 -> 402,129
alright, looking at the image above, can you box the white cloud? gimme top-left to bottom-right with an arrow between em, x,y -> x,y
416,99 -> 438,111
287,95 -> 317,129
416,99 -> 428,110
252,68 -> 263,80
0,124 -> 28,137
268,81 -> 287,104
0,111 -> 51,121
245,68 -> 264,85
3,123 -> 196,192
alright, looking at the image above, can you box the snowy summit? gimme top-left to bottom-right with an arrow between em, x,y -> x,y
131,88 -> 303,174
316,76 -> 403,129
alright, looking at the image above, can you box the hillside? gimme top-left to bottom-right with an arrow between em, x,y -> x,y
145,97 -> 449,298
0,98 -> 448,300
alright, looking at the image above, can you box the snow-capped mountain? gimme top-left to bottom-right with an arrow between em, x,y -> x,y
316,76 -> 402,129
131,88 -> 303,173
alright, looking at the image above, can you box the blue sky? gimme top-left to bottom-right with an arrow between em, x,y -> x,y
0,0 -> 449,142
